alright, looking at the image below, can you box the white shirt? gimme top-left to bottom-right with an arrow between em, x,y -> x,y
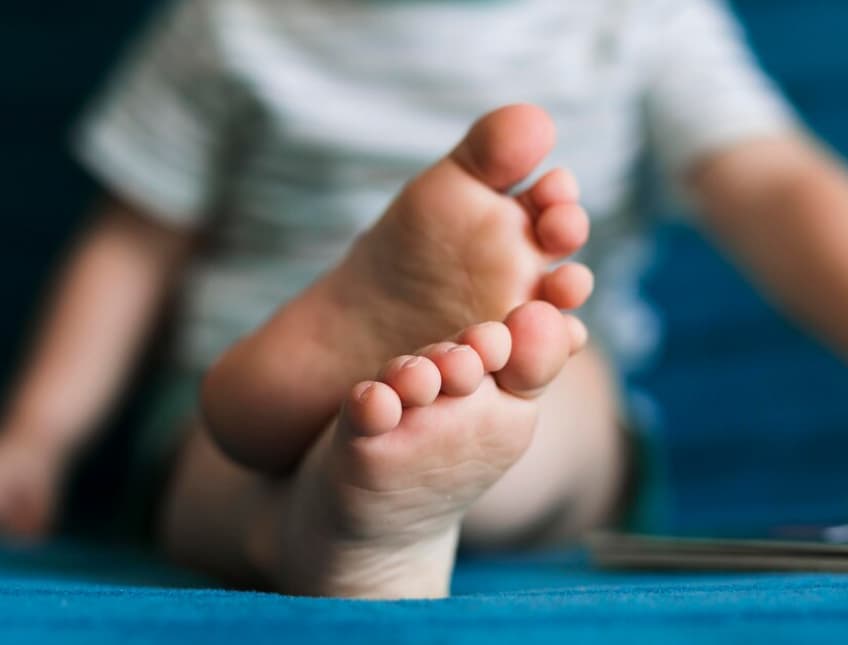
74,0 -> 796,370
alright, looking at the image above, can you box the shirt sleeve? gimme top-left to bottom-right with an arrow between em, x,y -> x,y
72,0 -> 240,227
645,0 -> 799,182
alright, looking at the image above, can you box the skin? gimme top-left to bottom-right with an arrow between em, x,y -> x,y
201,106 -> 593,474
258,302 -> 574,598
154,108 -> 614,598
158,115 -> 848,599
694,135 -> 848,357
0,201 -> 193,538
0,116 -> 846,557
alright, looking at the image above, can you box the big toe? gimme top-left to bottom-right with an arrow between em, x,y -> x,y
496,301 -> 571,398
450,104 -> 556,192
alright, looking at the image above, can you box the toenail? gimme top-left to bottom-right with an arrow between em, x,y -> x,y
402,356 -> 422,369
358,383 -> 375,402
448,344 -> 472,353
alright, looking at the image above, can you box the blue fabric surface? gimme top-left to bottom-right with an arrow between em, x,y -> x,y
2,543 -> 847,644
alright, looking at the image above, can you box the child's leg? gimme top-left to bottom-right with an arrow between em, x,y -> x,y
158,309 -> 625,598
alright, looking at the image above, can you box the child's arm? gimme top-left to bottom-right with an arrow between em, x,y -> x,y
692,135 -> 848,354
0,198 -> 193,539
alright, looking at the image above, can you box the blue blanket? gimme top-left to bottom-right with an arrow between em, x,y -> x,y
2,543 -> 847,644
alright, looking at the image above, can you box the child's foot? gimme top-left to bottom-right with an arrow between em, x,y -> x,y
205,104 -> 592,471
257,301 -> 571,598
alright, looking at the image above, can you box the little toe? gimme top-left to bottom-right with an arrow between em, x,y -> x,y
341,381 -> 403,437
378,355 -> 442,407
496,301 -> 571,398
542,263 -> 594,310
563,314 -> 589,355
453,321 -> 512,373
418,342 -> 486,397
535,203 -> 590,256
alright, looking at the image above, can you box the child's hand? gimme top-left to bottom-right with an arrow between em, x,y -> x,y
0,430 -> 65,541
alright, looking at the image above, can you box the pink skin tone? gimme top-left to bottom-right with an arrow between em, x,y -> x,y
260,301 -> 575,598
202,105 -> 593,474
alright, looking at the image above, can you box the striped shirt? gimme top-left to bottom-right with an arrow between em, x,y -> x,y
74,0 -> 796,370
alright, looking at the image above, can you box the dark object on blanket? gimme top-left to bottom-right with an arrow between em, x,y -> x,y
588,528 -> 848,572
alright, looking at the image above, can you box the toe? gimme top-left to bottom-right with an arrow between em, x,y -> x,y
542,263 -> 594,310
453,321 -> 512,373
535,203 -> 590,256
520,168 -> 580,215
378,355 -> 442,407
449,104 -> 556,192
496,301 -> 571,398
341,381 -> 403,437
563,314 -> 589,355
418,342 -> 486,397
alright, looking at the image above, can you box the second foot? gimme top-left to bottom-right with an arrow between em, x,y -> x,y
263,301 -> 573,599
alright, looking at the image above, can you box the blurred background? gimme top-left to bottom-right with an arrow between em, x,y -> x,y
1,0 -> 847,536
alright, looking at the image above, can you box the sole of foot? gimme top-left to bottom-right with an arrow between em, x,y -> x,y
265,301 -> 572,599
206,104 -> 593,472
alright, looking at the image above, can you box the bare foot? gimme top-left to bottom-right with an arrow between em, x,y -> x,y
254,301 -> 572,599
204,104 -> 592,471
